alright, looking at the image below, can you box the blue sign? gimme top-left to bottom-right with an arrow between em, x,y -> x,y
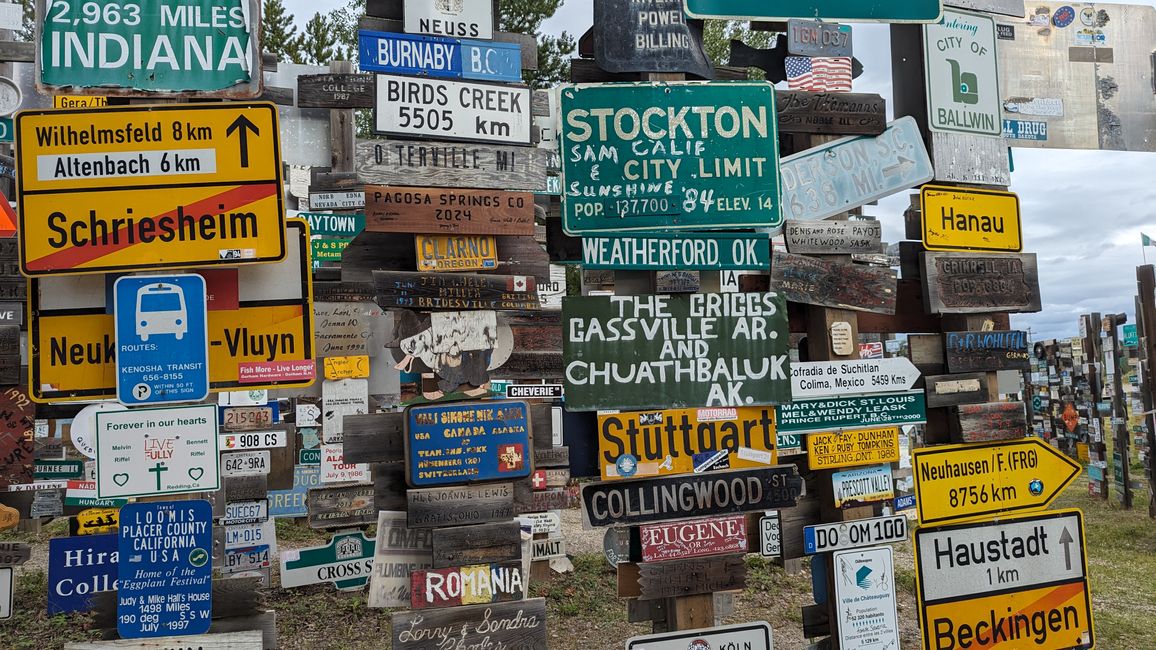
268,464 -> 320,518
48,534 -> 119,614
406,401 -> 531,487
117,500 -> 212,638
894,494 -> 917,511
114,274 -> 209,406
358,30 -> 522,83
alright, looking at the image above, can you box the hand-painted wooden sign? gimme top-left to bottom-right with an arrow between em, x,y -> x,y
639,514 -> 749,562
364,186 -> 535,236
593,0 -> 713,78
924,373 -> 989,408
581,232 -> 770,270
0,386 -> 35,488
832,464 -> 894,509
951,402 -> 1028,443
356,140 -> 549,192
387,310 -> 512,395
410,560 -> 525,609
783,220 -> 882,254
368,511 -> 434,609
807,427 -> 901,470
562,293 -> 791,411
638,554 -> 746,600
787,19 -> 852,57
392,598 -> 547,649
596,407 -> 776,480
280,531 -> 376,590
306,484 -> 376,529
776,391 -> 927,435
297,74 -> 375,108
416,235 -> 498,272
944,330 -> 1031,372
560,82 -> 781,234
920,185 -> 1022,253
375,271 -> 540,311
922,253 -> 1042,314
771,251 -> 897,314
581,466 -> 803,528
431,521 -> 521,568
406,401 -> 531,487
407,483 -> 516,528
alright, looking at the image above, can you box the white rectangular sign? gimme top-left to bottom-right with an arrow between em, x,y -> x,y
309,191 -> 365,210
627,622 -> 773,650
220,430 -> 287,451
924,9 -> 1002,136
792,357 -> 920,399
404,0 -> 494,39
95,405 -> 219,499
221,450 -> 270,477
759,516 -> 781,558
834,547 -> 899,649
804,515 -> 908,554
321,444 -> 369,483
322,378 -> 368,444
224,519 -> 278,552
531,538 -> 567,561
374,75 -> 532,144
517,512 -> 561,534
223,499 -> 268,525
0,4 -> 23,31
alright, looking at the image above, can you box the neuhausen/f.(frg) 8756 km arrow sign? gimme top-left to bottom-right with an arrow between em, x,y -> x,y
16,103 -> 285,276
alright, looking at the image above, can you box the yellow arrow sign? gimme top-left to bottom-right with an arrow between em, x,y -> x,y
913,438 -> 1080,526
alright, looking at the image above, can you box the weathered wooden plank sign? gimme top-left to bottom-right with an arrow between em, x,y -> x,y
407,483 -> 516,528
410,560 -> 525,610
920,185 -> 1022,252
807,427 -> 900,470
364,185 -> 535,236
771,251 -> 897,315
392,598 -> 547,650
581,466 -> 804,528
924,373 -> 989,408
533,446 -> 569,468
639,514 -> 749,562
431,521 -> 522,568
787,19 -> 852,57
297,74 -> 375,108
951,402 -> 1028,443
374,75 -> 531,144
944,330 -> 1031,372
593,0 -> 714,78
777,391 -> 927,435
306,484 -> 376,529
560,82 -> 781,234
356,140 -> 549,192
783,220 -> 882,254
368,511 -> 434,609
64,631 -> 264,650
596,407 -> 776,479
581,232 -> 770,270
416,235 -> 498,271
562,293 -> 791,411
922,253 -> 1042,314
374,271 -> 540,310
638,555 -> 746,600
406,401 -> 531,487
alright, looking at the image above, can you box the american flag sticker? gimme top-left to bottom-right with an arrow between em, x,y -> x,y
785,56 -> 853,92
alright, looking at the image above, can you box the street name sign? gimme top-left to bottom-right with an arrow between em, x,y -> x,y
804,514 -> 908,554
581,232 -> 770,271
759,516 -> 780,558
405,401 -> 531,487
834,547 -> 900,649
280,530 -> 376,590
309,191 -> 364,210
914,509 -> 1094,650
913,438 -> 1082,526
776,391 -> 927,435
506,384 -> 563,399
780,116 -> 933,222
684,0 -> 943,22
299,212 -> 365,238
560,82 -> 781,234
373,75 -> 531,144
807,426 -> 901,470
791,358 -> 920,399
404,0 -> 493,40
924,9 -> 1002,136
920,185 -> 1022,252
96,405 -> 219,499
358,30 -> 522,83
16,103 -> 285,276
626,622 -> 773,650
38,0 -> 262,97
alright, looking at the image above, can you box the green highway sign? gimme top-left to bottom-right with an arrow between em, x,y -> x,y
1123,324 -> 1138,347
582,232 -> 770,270
776,391 -> 927,435
561,82 -> 781,234
684,0 -> 943,22
0,118 -> 11,143
300,212 -> 366,238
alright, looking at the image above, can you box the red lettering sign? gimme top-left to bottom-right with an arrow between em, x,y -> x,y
639,514 -> 749,563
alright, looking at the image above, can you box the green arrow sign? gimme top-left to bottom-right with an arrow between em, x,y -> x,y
684,0 -> 943,22
776,391 -> 927,435
279,531 -> 376,590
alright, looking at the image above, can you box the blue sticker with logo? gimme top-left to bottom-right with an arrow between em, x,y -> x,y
1053,6 -> 1076,27
616,454 -> 639,477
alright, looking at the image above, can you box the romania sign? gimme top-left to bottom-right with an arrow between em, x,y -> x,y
16,103 -> 285,276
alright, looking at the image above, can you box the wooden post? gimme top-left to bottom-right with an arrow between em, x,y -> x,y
1137,266 -> 1156,517
329,61 -> 356,173
1085,313 -> 1110,500
1107,314 -> 1133,508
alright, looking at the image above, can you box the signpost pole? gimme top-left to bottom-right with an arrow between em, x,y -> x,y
1108,314 -> 1133,509
1085,313 -> 1110,500
1137,266 -> 1156,517
329,61 -> 355,173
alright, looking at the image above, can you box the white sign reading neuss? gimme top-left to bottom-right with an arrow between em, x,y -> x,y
374,74 -> 531,144
404,0 -> 493,40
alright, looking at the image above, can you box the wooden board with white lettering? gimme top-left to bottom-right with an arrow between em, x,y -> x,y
410,560 -> 526,610
306,484 -> 376,529
355,139 -> 549,192
374,271 -> 540,311
297,74 -> 375,108
392,598 -> 547,649
924,373 -> 989,408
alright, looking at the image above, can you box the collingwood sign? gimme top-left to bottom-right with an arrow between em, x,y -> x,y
563,293 -> 791,411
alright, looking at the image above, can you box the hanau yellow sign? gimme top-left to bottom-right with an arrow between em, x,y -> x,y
416,234 -> 499,272
913,438 -> 1080,526
17,103 -> 285,275
597,407 -> 776,480
920,184 -> 1022,253
29,221 -> 315,402
807,426 -> 900,470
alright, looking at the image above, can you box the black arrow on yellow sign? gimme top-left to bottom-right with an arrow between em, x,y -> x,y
227,115 -> 260,168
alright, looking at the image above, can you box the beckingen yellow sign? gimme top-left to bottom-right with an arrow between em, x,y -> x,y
913,438 -> 1081,526
29,221 -> 315,402
920,184 -> 1022,253
807,426 -> 900,470
17,103 -> 285,275
415,234 -> 499,272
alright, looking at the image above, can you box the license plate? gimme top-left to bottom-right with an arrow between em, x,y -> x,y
222,500 -> 268,525
222,406 -> 274,430
222,450 -> 270,477
220,430 -> 287,451
224,521 -> 272,550
221,544 -> 270,573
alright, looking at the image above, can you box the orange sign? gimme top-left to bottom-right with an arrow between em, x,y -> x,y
1062,403 -> 1079,433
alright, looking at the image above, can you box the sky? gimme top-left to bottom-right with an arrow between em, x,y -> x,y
286,0 -> 1156,340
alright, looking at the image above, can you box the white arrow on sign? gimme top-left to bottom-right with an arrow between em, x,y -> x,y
791,357 -> 920,399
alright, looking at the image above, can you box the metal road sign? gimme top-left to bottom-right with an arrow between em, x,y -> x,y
804,515 -> 908,554
787,19 -> 853,57
833,547 -> 900,649
684,0 -> 942,22
95,405 -> 219,499
16,103 -> 285,275
114,274 -> 209,406
627,622 -> 773,650
405,0 -> 493,40
780,116 -> 933,223
921,185 -> 1022,252
913,438 -> 1082,526
914,509 -> 1094,650
776,391 -> 927,435
280,530 -> 376,590
807,426 -> 901,470
373,75 -> 531,144
560,82 -> 781,234
791,357 -> 920,399
924,9 -> 1002,136
581,232 -> 771,271
29,220 -> 316,402
298,212 -> 365,238
832,464 -> 894,508
48,533 -> 118,614
358,30 -> 522,83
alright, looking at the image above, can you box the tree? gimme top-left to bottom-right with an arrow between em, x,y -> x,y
498,0 -> 574,89
295,12 -> 345,65
16,0 -> 33,42
262,0 -> 302,63
700,20 -> 773,79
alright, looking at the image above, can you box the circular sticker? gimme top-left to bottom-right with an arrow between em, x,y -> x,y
1029,479 -> 1044,496
70,402 -> 129,459
188,547 -> 209,568
688,641 -> 711,650
602,527 -> 630,567
1052,6 -> 1076,28
615,454 -> 638,478
1079,7 -> 1095,26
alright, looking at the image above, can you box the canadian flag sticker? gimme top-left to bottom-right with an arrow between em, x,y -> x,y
509,276 -> 534,292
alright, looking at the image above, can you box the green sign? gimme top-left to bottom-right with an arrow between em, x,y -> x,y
279,531 -> 376,590
1123,324 -> 1138,347
301,213 -> 366,238
311,237 -> 351,263
38,0 -> 260,96
563,292 -> 791,411
560,82 -> 781,234
684,0 -> 943,22
299,448 -> 321,465
34,460 -> 85,480
0,117 -> 12,143
776,391 -> 928,435
582,232 -> 770,270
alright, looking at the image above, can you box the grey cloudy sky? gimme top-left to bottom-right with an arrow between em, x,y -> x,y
287,0 -> 1156,340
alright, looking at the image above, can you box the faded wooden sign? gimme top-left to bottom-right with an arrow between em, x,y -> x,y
922,253 -> 1041,314
297,73 -> 375,108
771,251 -> 897,314
431,521 -> 522,568
951,402 -> 1028,443
0,386 -> 34,488
306,484 -> 376,529
364,186 -> 535,236
406,401 -> 531,487
638,555 -> 746,600
392,598 -> 547,649
777,91 -> 884,136
407,483 -> 516,528
356,140 -> 550,192
410,560 -> 525,610
925,373 -> 989,408
944,330 -> 1031,372
784,220 -> 882,255
416,235 -> 499,272
593,0 -> 713,78
374,271 -> 540,311
562,294 -> 791,411
368,511 -> 434,609
639,514 -> 749,563
387,310 -> 510,395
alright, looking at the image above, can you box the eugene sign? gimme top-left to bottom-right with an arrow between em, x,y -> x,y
560,82 -> 781,234
563,293 -> 791,411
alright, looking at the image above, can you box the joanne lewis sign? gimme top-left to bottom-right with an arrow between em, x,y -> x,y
563,293 -> 791,411
560,82 -> 781,234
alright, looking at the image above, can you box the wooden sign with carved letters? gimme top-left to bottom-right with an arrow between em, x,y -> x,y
922,253 -> 1041,314
771,251 -> 897,315
638,555 -> 746,600
364,185 -> 535,236
391,598 -> 547,649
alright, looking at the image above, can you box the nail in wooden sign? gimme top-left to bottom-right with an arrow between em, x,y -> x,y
364,185 -> 535,236
297,73 -> 375,108
405,401 -> 532,487
407,483 -> 516,528
639,514 -> 749,563
638,554 -> 746,600
951,402 -> 1028,443
431,521 -> 522,568
922,253 -> 1042,314
356,140 -> 550,192
392,598 -> 547,650
532,446 -> 569,468
783,220 -> 882,255
771,251 -> 897,315
374,271 -> 540,311
306,484 -> 376,529
807,427 -> 901,470
410,560 -> 526,610
776,91 -> 884,136
944,330 -> 1031,372
416,234 -> 499,272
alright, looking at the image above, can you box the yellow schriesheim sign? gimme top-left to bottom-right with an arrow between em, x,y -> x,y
17,103 -> 285,275
920,184 -> 1022,253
